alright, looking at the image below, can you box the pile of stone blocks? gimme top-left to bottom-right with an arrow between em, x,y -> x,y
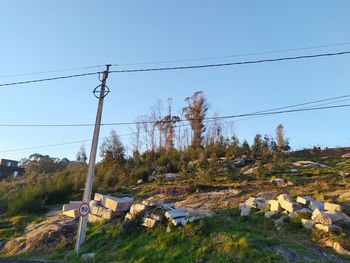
61,193 -> 133,223
124,197 -> 208,228
239,196 -> 269,216
240,193 -> 350,234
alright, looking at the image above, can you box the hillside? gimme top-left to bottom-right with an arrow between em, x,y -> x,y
0,150 -> 350,262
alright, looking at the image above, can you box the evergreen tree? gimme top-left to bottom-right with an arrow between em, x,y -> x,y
251,133 -> 263,158
241,139 -> 251,156
100,130 -> 125,165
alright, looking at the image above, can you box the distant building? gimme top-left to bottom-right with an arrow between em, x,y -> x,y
0,158 -> 25,179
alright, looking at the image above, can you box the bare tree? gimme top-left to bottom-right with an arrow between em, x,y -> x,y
275,124 -> 290,151
76,144 -> 88,163
206,113 -> 222,145
151,100 -> 165,149
183,91 -> 208,148
130,117 -> 142,154
276,124 -> 285,150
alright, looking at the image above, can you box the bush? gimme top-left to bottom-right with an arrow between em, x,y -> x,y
130,167 -> 151,183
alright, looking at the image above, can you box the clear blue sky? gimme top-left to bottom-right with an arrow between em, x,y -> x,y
1,1 -> 350,161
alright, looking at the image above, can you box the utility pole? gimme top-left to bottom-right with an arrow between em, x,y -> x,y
75,64 -> 111,255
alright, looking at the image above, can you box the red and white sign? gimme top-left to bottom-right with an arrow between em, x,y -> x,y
78,202 -> 90,217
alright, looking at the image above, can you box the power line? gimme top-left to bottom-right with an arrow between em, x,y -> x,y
109,51 -> 350,74
0,71 -> 100,87
114,42 -> 350,67
0,65 -> 105,79
1,102 -> 350,127
2,102 -> 349,153
1,50 -> 350,88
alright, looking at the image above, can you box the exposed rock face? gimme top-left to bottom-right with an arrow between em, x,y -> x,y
174,189 -> 240,211
2,214 -> 77,255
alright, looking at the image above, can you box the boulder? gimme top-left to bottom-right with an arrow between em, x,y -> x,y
265,211 -> 278,218
239,203 -> 251,216
296,208 -> 313,214
324,211 -> 344,223
148,175 -> 156,181
288,212 -> 298,218
102,196 -> 133,212
315,223 -> 341,233
308,200 -> 324,211
62,209 -> 78,219
233,158 -> 245,168
339,212 -> 350,223
81,253 -> 95,262
136,179 -> 144,184
163,173 -> 179,180
301,219 -> 314,229
324,202 -> 342,212
296,196 -> 313,205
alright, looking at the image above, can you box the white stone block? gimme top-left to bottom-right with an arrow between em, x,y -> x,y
62,209 -> 78,218
324,202 -> 342,212
102,196 -> 133,212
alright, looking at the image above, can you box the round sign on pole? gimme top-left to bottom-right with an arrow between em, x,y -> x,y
78,202 -> 90,217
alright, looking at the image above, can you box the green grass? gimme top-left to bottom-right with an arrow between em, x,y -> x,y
44,209 -> 335,263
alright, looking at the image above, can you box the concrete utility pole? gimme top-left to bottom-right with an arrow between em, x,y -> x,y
75,64 -> 111,255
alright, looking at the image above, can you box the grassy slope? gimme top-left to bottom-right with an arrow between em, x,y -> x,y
1,155 -> 350,262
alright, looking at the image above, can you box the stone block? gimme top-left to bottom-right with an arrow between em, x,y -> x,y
324,202 -> 342,212
170,217 -> 188,226
309,200 -> 324,211
142,217 -> 157,228
62,209 -> 78,218
94,193 -> 104,202
62,202 -> 81,212
315,223 -> 341,233
245,197 -> 257,207
301,219 -> 315,229
239,203 -> 251,216
277,194 -> 298,213
129,203 -> 147,215
88,213 -> 103,223
296,196 -> 313,205
125,212 -> 134,221
165,208 -> 189,219
102,196 -> 133,212
312,209 -> 332,225
90,205 -> 113,220
269,200 -> 282,212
